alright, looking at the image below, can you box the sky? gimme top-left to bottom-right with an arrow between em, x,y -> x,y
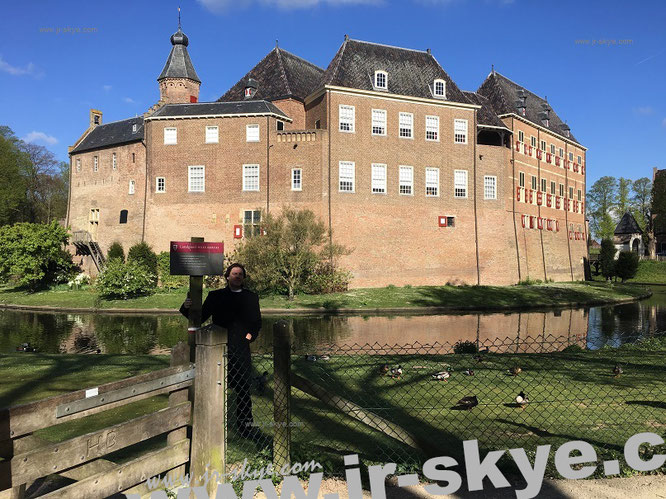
2,0 -> 665,188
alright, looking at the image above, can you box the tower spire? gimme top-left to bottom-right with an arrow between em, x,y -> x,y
178,6 -> 181,30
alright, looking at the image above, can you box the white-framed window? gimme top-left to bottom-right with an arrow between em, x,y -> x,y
530,136 -> 537,147
339,105 -> 355,133
531,175 -> 537,190
339,161 -> 355,193
484,176 -> 497,200
93,156 -> 98,172
291,168 -> 302,191
205,126 -> 219,143
540,140 -> 546,151
76,158 -> 81,173
433,79 -> 446,98
188,165 -> 205,192
550,181 -> 556,194
454,119 -> 468,144
518,130 -> 524,143
399,165 -> 413,195
559,147 -> 564,158
426,167 -> 440,197
569,186 -> 574,198
374,70 -> 387,90
454,169 -> 468,198
164,127 -> 177,145
426,115 -> 439,141
243,210 -> 262,238
112,153 -> 117,170
541,178 -> 547,192
242,164 -> 260,191
371,164 -> 387,194
550,144 -> 556,155
577,155 -> 582,164
519,171 -> 525,187
559,183 -> 564,197
246,124 -> 260,142
128,180 -> 135,195
132,124 -> 138,133
399,112 -> 413,138
371,109 -> 387,136
569,152 -> 574,161
156,177 -> 166,193
578,189 -> 582,201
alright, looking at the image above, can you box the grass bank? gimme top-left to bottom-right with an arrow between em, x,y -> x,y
0,281 -> 650,314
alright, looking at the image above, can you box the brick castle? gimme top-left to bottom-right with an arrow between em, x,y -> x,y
67,26 -> 588,287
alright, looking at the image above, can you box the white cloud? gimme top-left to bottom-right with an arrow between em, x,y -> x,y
634,106 -> 654,115
123,97 -> 136,104
0,55 -> 37,76
103,85 -> 112,92
22,131 -> 58,146
198,0 -> 380,12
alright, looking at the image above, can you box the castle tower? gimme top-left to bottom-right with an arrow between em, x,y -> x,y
157,21 -> 201,104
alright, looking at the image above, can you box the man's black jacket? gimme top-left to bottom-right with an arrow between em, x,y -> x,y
180,287 -> 262,351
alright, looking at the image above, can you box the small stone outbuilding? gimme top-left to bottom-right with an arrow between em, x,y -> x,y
614,212 -> 643,257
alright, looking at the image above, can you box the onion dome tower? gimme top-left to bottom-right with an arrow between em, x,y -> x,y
157,12 -> 201,104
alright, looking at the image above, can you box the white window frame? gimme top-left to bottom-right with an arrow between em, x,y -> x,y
374,70 -> 387,90
569,152 -> 574,161
433,79 -> 446,98
550,181 -> 556,195
371,164 -> 387,194
531,176 -> 537,190
559,183 -> 564,197
112,152 -> 117,170
291,168 -> 302,191
454,169 -> 468,199
205,126 -> 219,144
242,164 -> 260,192
541,178 -> 547,192
530,136 -> 537,148
569,186 -> 574,198
246,124 -> 260,142
519,172 -> 525,187
399,165 -> 413,195
76,158 -> 81,172
484,176 -> 497,200
399,112 -> 413,139
156,177 -> 166,193
188,165 -> 205,193
577,155 -> 582,164
518,130 -> 525,143
164,127 -> 177,145
578,189 -> 582,201
339,105 -> 355,133
425,167 -> 440,197
339,161 -> 355,193
540,140 -> 547,151
559,147 -> 564,158
550,144 -> 556,155
128,180 -> 135,195
371,109 -> 387,136
426,115 -> 439,141
454,119 -> 468,144
243,210 -> 262,238
93,156 -> 98,172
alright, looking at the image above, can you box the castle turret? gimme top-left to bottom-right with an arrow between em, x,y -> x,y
157,23 -> 201,104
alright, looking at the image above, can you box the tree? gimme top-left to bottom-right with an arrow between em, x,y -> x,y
587,176 -> 618,240
615,251 -> 639,282
17,142 -> 62,223
631,177 -> 652,256
0,126 -> 28,225
127,242 -> 158,276
107,242 -> 125,262
232,208 -> 349,300
599,238 -> 617,281
617,177 -> 632,216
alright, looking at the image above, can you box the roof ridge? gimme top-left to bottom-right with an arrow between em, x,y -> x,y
275,48 -> 292,96
93,116 -> 143,127
325,38 -> 349,85
488,72 -> 511,115
277,47 -> 324,71
494,71 -> 548,104
349,37 -> 428,54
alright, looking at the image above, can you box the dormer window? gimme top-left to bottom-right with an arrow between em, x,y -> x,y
433,79 -> 446,98
132,124 -> 137,133
245,88 -> 253,98
374,71 -> 387,90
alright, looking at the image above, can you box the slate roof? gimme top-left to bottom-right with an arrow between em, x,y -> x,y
319,38 -> 469,104
477,71 -> 581,145
614,212 -> 643,235
462,91 -> 510,130
147,101 -> 291,120
219,47 -> 324,103
158,28 -> 200,83
71,117 -> 144,154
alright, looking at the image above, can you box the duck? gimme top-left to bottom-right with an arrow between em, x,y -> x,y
379,363 -> 390,375
455,396 -> 478,410
305,354 -> 318,362
515,391 -> 529,409
16,342 -> 37,353
319,354 -> 331,361
446,365 -> 454,372
432,371 -> 450,381
508,366 -> 522,376
464,369 -> 475,376
390,365 -> 403,379
613,365 -> 623,377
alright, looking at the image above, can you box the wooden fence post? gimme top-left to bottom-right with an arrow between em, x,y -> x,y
166,342 -> 191,488
190,324 -> 227,498
188,236 -> 205,363
273,320 -> 291,472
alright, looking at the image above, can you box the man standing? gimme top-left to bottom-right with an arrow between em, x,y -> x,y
180,263 -> 262,437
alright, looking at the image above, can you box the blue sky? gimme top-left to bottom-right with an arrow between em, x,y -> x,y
2,0 -> 665,187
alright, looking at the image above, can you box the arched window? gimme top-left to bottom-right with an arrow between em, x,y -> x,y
433,79 -> 446,98
119,210 -> 128,224
374,70 -> 387,90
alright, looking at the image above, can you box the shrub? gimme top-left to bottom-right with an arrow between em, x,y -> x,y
599,238 -> 617,280
157,251 -> 188,289
615,251 -> 639,282
107,242 -> 125,262
96,259 -> 156,299
127,242 -> 158,275
305,261 -> 351,294
453,340 -> 478,354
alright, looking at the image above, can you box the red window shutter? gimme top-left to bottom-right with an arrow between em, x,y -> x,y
538,217 -> 543,229
547,194 -> 552,207
190,95 -> 198,103
537,149 -> 542,160
516,186 -> 521,201
516,141 -> 521,151
537,191 -> 543,205
546,153 -> 551,162
234,225 -> 243,238
555,157 -> 560,166
530,216 -> 535,229
529,190 -> 533,203
439,216 -> 447,227
521,215 -> 526,228
556,220 -> 560,232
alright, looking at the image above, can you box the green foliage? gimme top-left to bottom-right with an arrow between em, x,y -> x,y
0,126 -> 29,225
127,242 -> 158,275
157,251 -> 188,289
96,258 -> 156,299
232,208 -> 350,299
615,251 -> 639,282
599,238 -> 617,280
517,277 -> 543,285
304,261 -> 351,294
587,176 -> 618,240
107,242 -> 125,262
0,221 -> 75,289
617,177 -> 632,216
453,340 -> 478,354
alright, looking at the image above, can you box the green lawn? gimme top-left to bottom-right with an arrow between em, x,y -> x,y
0,281 -> 650,313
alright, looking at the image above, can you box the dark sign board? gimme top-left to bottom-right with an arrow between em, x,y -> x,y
170,241 -> 224,275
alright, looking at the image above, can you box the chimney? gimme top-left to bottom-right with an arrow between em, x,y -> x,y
515,90 -> 527,117
90,109 -> 102,128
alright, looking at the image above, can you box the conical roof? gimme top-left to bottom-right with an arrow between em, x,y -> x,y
158,27 -> 200,83
614,212 -> 643,235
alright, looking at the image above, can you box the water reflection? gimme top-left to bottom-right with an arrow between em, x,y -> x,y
1,286 -> 666,355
